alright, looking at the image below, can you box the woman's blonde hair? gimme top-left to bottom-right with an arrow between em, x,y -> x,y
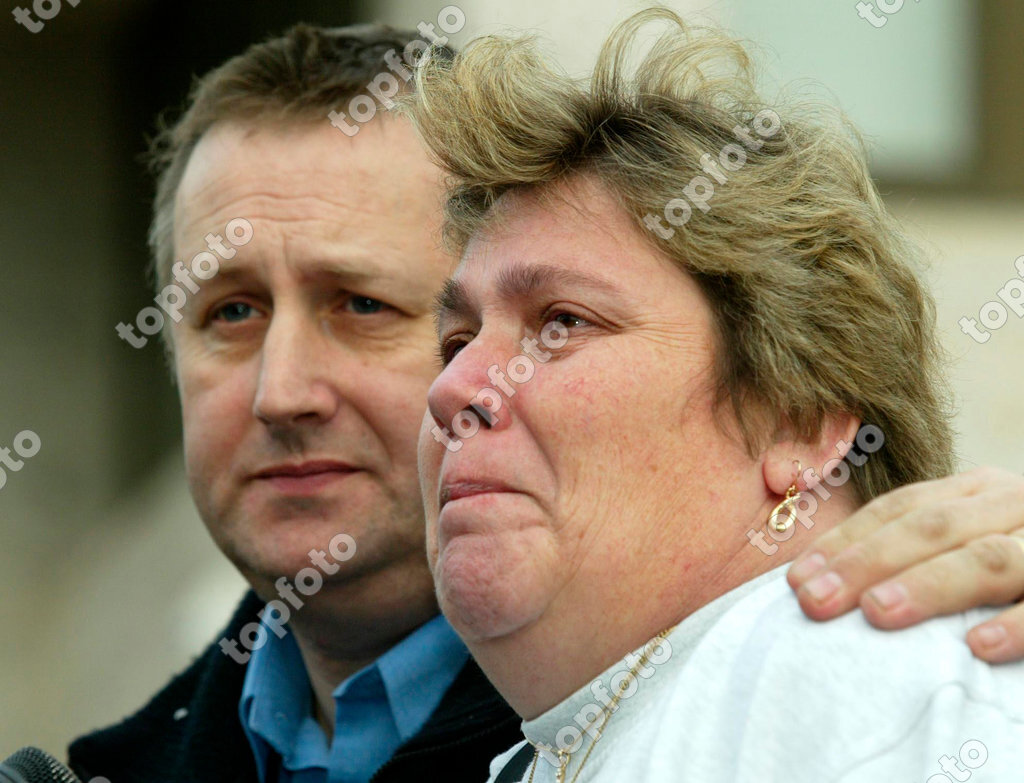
407,7 -> 954,499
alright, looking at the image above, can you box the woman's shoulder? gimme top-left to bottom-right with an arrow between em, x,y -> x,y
615,569 -> 1024,781
686,568 -> 1024,713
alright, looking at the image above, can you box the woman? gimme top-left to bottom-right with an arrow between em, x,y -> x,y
410,9 -> 1024,781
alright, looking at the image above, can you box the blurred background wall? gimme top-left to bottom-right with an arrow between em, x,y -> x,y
1,0 -> 1021,758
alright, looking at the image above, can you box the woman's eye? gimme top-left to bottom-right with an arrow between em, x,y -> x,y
212,302 -> 255,323
439,338 -> 469,366
347,296 -> 386,315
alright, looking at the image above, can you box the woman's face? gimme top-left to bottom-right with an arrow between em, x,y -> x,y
418,177 -> 763,644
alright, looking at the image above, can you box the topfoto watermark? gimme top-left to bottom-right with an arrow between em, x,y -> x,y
219,531 -> 356,663
11,0 -> 80,33
328,5 -> 466,138
643,108 -> 782,239
116,217 -> 253,349
535,633 -> 674,767
430,320 -> 569,452
855,0 -> 920,28
746,424 -> 886,556
927,739 -> 989,782
958,254 -> 1024,344
0,430 -> 41,491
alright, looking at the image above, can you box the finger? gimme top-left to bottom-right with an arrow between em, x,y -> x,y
792,490 -> 1024,620
788,470 -> 1024,620
788,466 -> 1016,591
968,600 -> 1024,664
854,532 -> 1024,630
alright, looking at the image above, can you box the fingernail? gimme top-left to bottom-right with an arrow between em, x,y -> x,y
973,623 -> 1008,650
866,581 -> 908,611
803,571 -> 843,603
789,553 -> 827,583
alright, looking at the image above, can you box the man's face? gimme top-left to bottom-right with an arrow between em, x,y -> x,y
172,117 -> 451,605
419,178 -> 762,643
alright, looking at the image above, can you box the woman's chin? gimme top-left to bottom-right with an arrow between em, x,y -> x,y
435,537 -> 547,643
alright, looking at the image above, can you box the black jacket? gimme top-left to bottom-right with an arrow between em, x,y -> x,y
68,593 -> 523,782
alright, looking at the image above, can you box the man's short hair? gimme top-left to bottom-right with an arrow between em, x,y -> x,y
406,7 -> 954,500
147,22 -> 453,296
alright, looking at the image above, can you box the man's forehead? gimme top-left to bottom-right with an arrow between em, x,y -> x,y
176,117 -> 442,223
172,117 -> 450,271
207,239 -> 405,283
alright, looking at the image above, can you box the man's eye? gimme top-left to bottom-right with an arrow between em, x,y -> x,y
552,312 -> 589,329
347,296 -> 386,314
212,302 -> 255,323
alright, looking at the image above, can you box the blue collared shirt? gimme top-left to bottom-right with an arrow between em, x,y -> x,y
239,613 -> 469,783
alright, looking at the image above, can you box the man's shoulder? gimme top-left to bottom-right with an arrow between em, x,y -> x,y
67,592 -> 263,783
379,655 -> 523,781
67,596 -> 522,783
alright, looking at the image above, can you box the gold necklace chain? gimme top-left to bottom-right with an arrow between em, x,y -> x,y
525,626 -> 676,783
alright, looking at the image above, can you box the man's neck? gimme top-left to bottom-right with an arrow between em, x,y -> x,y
282,562 -> 441,741
294,636 -> 379,741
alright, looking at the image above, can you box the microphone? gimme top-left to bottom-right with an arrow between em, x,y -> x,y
0,748 -> 83,783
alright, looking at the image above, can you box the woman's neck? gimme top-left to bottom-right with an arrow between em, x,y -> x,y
468,547 -> 766,719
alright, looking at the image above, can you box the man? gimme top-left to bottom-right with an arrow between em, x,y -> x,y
70,24 -> 521,783
67,19 -> 1024,783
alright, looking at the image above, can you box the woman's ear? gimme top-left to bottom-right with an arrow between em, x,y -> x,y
763,413 -> 861,497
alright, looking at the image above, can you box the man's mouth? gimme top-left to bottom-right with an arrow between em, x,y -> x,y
251,460 -> 360,493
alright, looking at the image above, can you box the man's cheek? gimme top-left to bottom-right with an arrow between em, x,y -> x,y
182,402 -> 235,492
417,416 -> 442,488
425,525 -> 440,574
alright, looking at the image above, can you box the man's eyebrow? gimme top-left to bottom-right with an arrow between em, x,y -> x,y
190,253 -> 389,288
434,263 -> 621,322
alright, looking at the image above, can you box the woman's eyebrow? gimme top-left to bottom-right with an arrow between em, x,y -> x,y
434,276 -> 475,328
493,263 -> 621,302
434,262 -> 621,324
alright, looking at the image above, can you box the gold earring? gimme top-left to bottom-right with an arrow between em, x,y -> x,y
768,461 -> 801,533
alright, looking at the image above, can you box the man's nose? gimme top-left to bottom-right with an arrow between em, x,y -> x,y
426,333 -> 516,443
253,312 -> 339,427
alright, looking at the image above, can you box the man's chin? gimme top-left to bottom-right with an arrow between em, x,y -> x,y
222,534 -> 360,604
